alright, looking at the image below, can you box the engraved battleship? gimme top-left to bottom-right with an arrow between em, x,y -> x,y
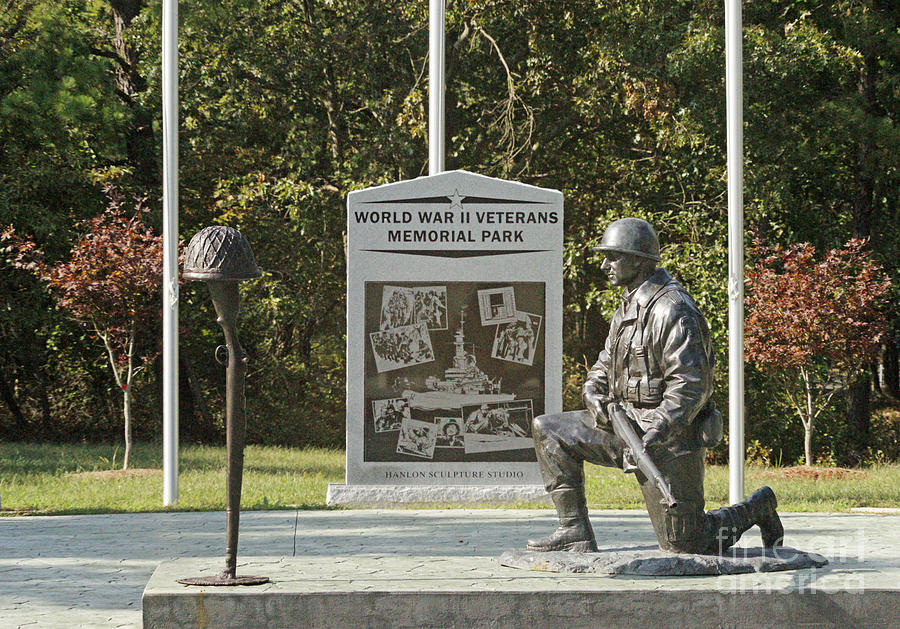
400,307 -> 515,410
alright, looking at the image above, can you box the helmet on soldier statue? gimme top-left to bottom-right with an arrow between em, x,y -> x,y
594,218 -> 661,261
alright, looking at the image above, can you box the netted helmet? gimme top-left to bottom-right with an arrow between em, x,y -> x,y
182,226 -> 261,281
595,218 -> 661,261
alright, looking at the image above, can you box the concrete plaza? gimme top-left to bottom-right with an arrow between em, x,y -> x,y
1,509 -> 898,628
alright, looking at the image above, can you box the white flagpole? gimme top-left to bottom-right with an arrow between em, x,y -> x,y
162,0 -> 179,506
726,0 -> 745,504
428,0 -> 445,175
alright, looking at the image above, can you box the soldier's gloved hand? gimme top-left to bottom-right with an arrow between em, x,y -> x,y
584,392 -> 610,428
641,427 -> 664,450
642,415 -> 670,450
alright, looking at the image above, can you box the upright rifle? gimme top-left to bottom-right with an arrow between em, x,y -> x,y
607,402 -> 678,510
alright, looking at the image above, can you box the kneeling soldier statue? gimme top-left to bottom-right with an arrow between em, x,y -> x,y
528,218 -> 783,555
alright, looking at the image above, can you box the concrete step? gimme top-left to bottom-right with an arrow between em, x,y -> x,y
142,553 -> 896,629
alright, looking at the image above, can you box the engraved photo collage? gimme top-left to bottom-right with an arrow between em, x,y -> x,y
364,282 -> 545,463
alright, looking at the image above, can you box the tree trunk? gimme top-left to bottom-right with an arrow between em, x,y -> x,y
804,424 -> 814,468
122,384 -> 132,470
100,323 -> 135,471
884,335 -> 899,399
33,363 -> 54,438
106,0 -> 154,183
846,372 -> 871,448
847,141 -> 874,435
847,23 -> 883,438
122,326 -> 137,471
852,46 -> 881,241
0,364 -> 29,436
802,369 -> 815,467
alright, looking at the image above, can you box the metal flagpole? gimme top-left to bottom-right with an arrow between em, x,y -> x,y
428,0 -> 445,175
725,0 -> 745,504
162,0 -> 180,506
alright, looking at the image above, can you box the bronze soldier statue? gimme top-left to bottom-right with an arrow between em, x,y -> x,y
528,218 -> 784,555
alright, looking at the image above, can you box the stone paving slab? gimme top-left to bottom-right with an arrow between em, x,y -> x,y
1,510 -> 898,628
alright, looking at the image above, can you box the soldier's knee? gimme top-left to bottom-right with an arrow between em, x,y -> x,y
532,413 -> 553,438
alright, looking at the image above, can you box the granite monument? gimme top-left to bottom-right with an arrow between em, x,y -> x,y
329,171 -> 564,505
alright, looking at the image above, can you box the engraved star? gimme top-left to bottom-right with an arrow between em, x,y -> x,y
448,189 -> 465,211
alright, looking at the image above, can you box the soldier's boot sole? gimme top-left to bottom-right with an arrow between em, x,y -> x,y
525,538 -> 599,553
525,521 -> 598,553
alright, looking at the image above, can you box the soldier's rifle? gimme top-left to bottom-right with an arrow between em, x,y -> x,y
607,402 -> 678,510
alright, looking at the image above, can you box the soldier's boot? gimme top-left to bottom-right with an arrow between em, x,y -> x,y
526,487 -> 598,552
705,498 -> 753,554
706,485 -> 783,553
746,485 -> 784,548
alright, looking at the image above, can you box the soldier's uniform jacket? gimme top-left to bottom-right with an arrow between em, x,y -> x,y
583,267 -> 715,459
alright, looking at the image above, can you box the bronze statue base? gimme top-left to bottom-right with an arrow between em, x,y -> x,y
177,574 -> 270,587
499,546 -> 827,576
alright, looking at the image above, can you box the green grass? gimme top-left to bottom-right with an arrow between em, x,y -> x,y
0,442 -> 343,515
1,442 -> 898,515
584,463 -> 900,511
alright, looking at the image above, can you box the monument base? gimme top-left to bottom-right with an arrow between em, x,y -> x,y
326,483 -> 550,506
499,546 -> 828,576
143,555 -> 887,629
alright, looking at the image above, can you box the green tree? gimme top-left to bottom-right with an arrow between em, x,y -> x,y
1,0 -> 897,457
1,0 -> 132,438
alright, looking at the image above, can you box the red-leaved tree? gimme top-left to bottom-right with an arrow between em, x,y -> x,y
745,239 -> 891,466
5,186 -> 163,469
